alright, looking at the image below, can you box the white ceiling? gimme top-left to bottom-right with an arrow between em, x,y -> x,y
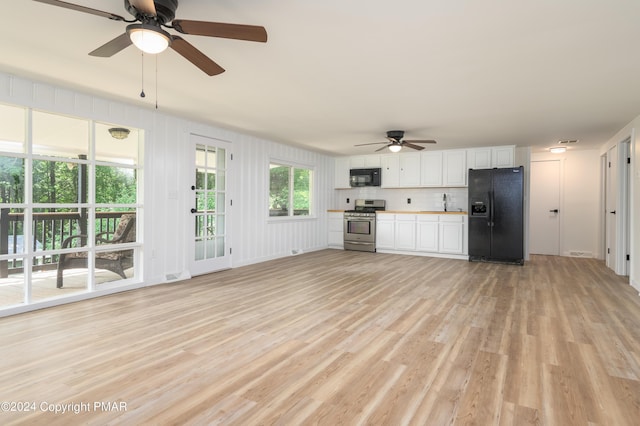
2,1 -> 640,156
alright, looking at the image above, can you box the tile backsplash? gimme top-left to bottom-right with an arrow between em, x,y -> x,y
332,187 -> 468,212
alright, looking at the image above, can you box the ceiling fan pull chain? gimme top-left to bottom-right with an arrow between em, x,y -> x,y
140,51 -> 146,98
155,54 -> 159,109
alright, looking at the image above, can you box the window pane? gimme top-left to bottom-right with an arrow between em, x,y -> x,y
95,165 -> 137,204
33,208 -> 84,251
0,103 -> 26,153
1,208 -> 25,254
207,171 -> 216,191
293,168 -> 311,216
0,156 -> 25,204
94,248 -> 135,284
195,145 -> 206,167
217,148 -> 226,169
269,164 -> 290,217
32,160 -> 80,204
32,111 -> 89,158
95,122 -> 139,165
96,209 -> 136,243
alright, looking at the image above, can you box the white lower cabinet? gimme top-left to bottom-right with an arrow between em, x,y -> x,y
417,215 -> 439,252
395,215 -> 417,250
375,214 -> 396,249
328,212 -> 344,247
376,213 -> 467,258
439,215 -> 465,254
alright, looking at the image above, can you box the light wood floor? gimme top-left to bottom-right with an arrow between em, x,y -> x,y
1,250 -> 639,425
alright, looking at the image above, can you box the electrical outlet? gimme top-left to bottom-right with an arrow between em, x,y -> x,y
346,198 -> 350,203
407,198 -> 411,204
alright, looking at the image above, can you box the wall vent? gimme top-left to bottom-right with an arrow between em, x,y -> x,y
291,249 -> 303,255
558,139 -> 579,144
567,250 -> 592,258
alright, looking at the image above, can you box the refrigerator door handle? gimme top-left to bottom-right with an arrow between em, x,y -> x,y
489,190 -> 495,227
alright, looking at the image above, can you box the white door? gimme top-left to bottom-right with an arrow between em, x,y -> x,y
189,134 -> 231,276
530,160 -> 560,255
606,146 -> 618,270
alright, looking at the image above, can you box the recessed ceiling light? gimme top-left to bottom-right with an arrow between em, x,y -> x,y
550,147 -> 566,154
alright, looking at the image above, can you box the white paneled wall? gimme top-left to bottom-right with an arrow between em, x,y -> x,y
0,71 -> 334,292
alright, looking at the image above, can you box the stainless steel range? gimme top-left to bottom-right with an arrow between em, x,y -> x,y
343,199 -> 386,252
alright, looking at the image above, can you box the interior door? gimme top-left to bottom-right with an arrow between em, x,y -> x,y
189,134 -> 231,276
530,160 -> 560,255
606,146 -> 618,270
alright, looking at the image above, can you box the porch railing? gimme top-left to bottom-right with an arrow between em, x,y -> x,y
0,210 -> 134,277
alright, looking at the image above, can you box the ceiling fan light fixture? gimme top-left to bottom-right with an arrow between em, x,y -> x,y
388,144 -> 402,153
127,23 -> 171,54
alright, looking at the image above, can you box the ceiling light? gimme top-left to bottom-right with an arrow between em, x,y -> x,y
127,23 -> 171,54
550,147 -> 566,154
388,144 -> 402,153
108,127 -> 130,140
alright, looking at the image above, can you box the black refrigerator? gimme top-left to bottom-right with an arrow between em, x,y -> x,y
468,166 -> 524,265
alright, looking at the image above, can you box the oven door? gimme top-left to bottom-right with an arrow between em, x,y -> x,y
344,216 -> 376,252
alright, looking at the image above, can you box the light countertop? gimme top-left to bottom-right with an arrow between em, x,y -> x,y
328,210 -> 467,215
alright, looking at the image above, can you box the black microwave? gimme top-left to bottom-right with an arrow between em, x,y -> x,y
349,168 -> 381,187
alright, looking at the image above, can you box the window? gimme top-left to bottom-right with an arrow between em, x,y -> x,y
0,103 -> 142,309
269,163 -> 312,217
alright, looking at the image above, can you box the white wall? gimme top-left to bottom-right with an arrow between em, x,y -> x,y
530,149 -> 601,258
602,114 -> 639,291
0,71 -> 334,292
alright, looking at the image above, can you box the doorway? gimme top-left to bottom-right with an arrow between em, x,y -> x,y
189,134 -> 232,276
603,138 -> 631,276
530,160 -> 561,255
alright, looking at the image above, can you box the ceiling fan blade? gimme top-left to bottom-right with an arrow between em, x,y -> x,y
375,145 -> 390,152
404,139 -> 437,144
403,142 -> 426,151
89,33 -> 132,57
33,0 -> 126,21
129,0 -> 156,16
170,37 -> 225,76
354,142 -> 388,147
172,20 -> 268,42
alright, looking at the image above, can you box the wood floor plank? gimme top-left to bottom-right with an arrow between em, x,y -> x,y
0,251 -> 639,425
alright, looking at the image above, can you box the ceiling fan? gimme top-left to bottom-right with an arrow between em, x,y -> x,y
33,0 -> 268,76
355,130 -> 437,152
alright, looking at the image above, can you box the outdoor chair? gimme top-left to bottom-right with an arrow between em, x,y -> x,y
56,213 -> 136,288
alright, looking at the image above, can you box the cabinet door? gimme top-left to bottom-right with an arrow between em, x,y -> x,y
467,148 -> 492,170
417,218 -> 439,252
439,222 -> 464,254
381,155 -> 399,187
398,153 -> 421,187
492,146 -> 514,168
364,155 -> 381,167
395,215 -> 417,250
421,151 -> 443,186
328,212 -> 344,246
376,220 -> 395,249
334,157 -> 350,188
443,149 -> 467,187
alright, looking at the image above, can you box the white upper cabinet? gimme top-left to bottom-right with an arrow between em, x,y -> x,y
336,145 -> 513,189
334,157 -> 350,188
467,145 -> 515,170
492,146 -> 515,168
399,153 -> 421,187
381,154 -> 400,187
443,149 -> 467,187
420,151 -> 443,186
350,155 -> 381,168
